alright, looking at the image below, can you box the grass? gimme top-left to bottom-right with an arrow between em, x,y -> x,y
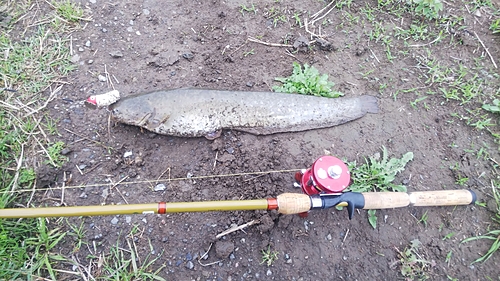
461,181 -> 500,263
0,0 -> 85,279
273,62 -> 344,98
260,246 -> 279,266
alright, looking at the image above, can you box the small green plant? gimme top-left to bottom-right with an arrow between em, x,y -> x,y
394,239 -> 434,280
46,141 -> 68,167
408,0 -> 443,19
240,4 -> 257,16
443,232 -> 455,240
418,210 -> 429,227
347,146 -> 414,193
243,49 -> 255,57
52,0 -> 84,22
273,62 -> 344,98
490,18 -> 500,34
482,99 -> 500,114
368,209 -> 377,229
261,246 -> 279,266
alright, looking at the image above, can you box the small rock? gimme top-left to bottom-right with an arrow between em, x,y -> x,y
175,260 -> 182,266
61,147 -> 72,155
266,269 -> 272,276
326,234 -> 332,241
109,50 -> 123,58
186,261 -> 194,269
142,218 -> 147,224
111,217 -> 119,225
343,256 -> 348,260
136,31 -> 141,36
123,151 -> 133,158
143,9 -> 150,15
229,253 -> 235,260
182,52 -> 194,61
154,183 -> 166,191
226,147 -> 234,154
125,216 -> 132,223
102,28 -> 107,33
79,192 -> 87,198
215,241 -> 234,259
98,75 -> 106,82
129,20 -> 134,25
70,54 -> 80,63
286,258 -> 293,264
474,9 -> 481,17
89,0 -> 96,3
87,59 -> 94,64
246,82 -> 254,87
85,40 -> 91,47
127,26 -> 134,32
186,252 -> 193,261
78,47 -> 84,52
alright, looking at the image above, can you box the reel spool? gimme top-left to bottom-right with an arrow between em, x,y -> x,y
295,156 -> 350,195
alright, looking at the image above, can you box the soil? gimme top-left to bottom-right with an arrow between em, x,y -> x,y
29,0 -> 500,280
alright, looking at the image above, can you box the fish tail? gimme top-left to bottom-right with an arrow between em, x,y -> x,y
360,95 -> 379,114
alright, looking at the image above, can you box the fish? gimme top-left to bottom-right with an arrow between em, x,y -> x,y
110,88 -> 379,139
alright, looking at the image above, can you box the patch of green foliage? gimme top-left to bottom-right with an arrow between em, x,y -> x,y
491,18 -> 500,34
461,181 -> 500,263
347,146 -> 414,193
261,246 -> 279,266
52,0 -> 84,22
409,0 -> 443,19
396,239 -> 434,280
482,99 -> 500,114
273,62 -> 344,98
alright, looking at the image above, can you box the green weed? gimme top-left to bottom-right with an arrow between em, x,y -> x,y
273,62 -> 344,98
347,146 -> 414,193
261,246 -> 279,266
45,141 -> 68,168
409,0 -> 443,19
394,239 -> 434,280
240,4 -> 257,16
482,99 -> 500,114
368,209 -> 378,229
419,210 -> 429,227
491,18 -> 500,34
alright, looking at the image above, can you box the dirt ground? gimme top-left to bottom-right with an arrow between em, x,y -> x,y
32,0 -> 500,280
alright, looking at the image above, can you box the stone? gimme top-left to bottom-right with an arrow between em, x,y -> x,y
215,241 -> 234,259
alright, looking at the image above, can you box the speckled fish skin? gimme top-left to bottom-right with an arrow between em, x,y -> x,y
110,88 -> 379,138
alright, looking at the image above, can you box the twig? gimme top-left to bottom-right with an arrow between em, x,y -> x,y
61,172 -> 66,206
247,37 -> 293,48
342,228 -> 350,243
10,143 -> 25,192
474,31 -> 497,69
409,35 -> 442,48
369,49 -> 380,63
65,128 -> 112,150
310,0 -> 336,21
309,2 -> 336,26
198,243 -> 223,266
213,151 -> 218,171
76,165 -> 84,175
24,85 -> 62,118
111,176 -> 130,204
216,220 -> 259,239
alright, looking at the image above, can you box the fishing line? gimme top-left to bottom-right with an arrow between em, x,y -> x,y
3,168 -> 304,195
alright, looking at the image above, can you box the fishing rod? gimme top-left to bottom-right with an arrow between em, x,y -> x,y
0,156 -> 476,219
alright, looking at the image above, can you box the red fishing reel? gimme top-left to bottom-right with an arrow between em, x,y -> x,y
295,156 -> 350,195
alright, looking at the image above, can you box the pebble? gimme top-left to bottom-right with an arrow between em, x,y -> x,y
61,147 -> 72,155
266,269 -> 272,276
71,54 -> 80,63
326,234 -> 332,241
154,183 -> 166,191
78,47 -> 84,52
127,26 -> 134,32
125,216 -> 132,223
129,20 -> 134,25
186,252 -> 193,261
98,75 -> 106,82
175,260 -> 182,266
143,9 -> 150,15
87,59 -> 93,64
246,82 -> 254,87
136,31 -> 141,36
85,40 -> 91,47
286,258 -> 293,264
226,147 -> 234,154
182,52 -> 194,60
229,253 -> 235,260
111,217 -> 119,225
79,192 -> 87,198
123,151 -> 133,158
89,0 -> 96,3
215,241 -> 234,259
102,28 -> 107,33
109,50 -> 123,58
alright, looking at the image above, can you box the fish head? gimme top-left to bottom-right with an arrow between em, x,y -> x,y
110,98 -> 163,128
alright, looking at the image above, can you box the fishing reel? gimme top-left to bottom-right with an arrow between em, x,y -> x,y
295,155 -> 350,195
294,156 -> 357,218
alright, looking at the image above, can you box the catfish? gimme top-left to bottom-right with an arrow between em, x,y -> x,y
110,88 -> 378,139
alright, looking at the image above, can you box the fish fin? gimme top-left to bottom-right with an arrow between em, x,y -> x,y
360,95 -> 379,114
205,129 -> 222,140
